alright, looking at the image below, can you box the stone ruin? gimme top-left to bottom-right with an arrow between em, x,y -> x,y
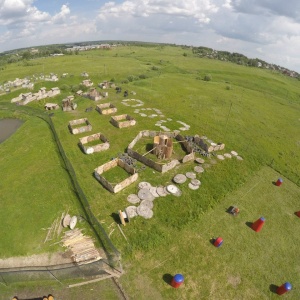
81,79 -> 93,87
96,102 -> 117,115
94,158 -> 138,193
110,114 -> 136,128
98,81 -> 116,89
84,88 -> 108,101
185,135 -> 225,154
11,87 -> 60,105
45,103 -> 59,110
62,96 -> 77,111
68,118 -> 92,134
79,133 -> 110,154
127,130 -> 195,173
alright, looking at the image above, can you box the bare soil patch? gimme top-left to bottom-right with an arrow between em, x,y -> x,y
0,251 -> 72,268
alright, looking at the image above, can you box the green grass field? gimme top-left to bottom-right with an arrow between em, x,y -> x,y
0,44 -> 299,298
119,166 -> 300,299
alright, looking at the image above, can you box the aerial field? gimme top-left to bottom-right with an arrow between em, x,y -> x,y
0,44 -> 299,298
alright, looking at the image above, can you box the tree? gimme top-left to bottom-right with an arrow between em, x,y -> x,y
22,51 -> 31,60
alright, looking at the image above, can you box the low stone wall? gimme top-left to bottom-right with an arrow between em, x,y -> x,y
194,136 -> 225,152
127,130 -> 194,173
68,118 -> 92,134
94,158 -> 138,193
96,103 -> 117,115
79,133 -> 110,154
110,114 -> 136,128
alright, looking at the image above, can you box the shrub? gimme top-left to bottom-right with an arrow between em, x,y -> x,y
78,84 -> 88,92
204,74 -> 212,81
226,85 -> 232,90
139,74 -> 147,79
121,79 -> 129,84
127,75 -> 134,82
71,85 -> 79,93
60,84 -> 70,91
152,66 -> 159,71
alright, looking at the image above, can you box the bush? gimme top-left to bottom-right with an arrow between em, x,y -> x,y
121,79 -> 129,84
127,75 -> 134,82
139,74 -> 147,79
71,85 -> 79,93
78,84 -> 88,92
152,66 -> 159,71
204,74 -> 212,81
60,84 -> 70,91
226,85 -> 231,90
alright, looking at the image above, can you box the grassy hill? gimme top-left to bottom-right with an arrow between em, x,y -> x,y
0,44 -> 299,299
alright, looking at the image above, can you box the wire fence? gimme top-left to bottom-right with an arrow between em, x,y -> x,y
0,259 -> 113,286
0,104 -> 122,284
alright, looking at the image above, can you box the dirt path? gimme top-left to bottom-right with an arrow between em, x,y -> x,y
0,252 -> 73,268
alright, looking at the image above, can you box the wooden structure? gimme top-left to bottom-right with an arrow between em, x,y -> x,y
153,135 -> 173,159
194,135 -> 225,152
127,130 -> 194,173
62,229 -> 101,264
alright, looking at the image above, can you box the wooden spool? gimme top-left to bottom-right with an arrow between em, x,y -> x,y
62,214 -> 71,227
119,210 -> 128,226
69,216 -> 77,230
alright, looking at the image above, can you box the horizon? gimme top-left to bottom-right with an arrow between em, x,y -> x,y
0,1 -> 300,72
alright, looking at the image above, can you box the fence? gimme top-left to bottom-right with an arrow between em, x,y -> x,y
0,259 -> 116,286
0,104 -> 122,284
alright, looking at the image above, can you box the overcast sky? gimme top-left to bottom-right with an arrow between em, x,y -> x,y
1,0 -> 300,71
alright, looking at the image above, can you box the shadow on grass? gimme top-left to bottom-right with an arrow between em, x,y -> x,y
146,143 -> 154,153
16,297 -> 44,300
162,273 -> 173,286
294,212 -> 300,217
245,222 -> 253,229
111,212 -> 121,224
269,284 -> 278,294
77,142 -> 85,154
272,181 -> 277,186
210,238 -> 216,245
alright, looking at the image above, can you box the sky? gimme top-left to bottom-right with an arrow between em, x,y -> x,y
1,0 -> 300,72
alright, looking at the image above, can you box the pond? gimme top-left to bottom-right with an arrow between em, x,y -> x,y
0,119 -> 24,143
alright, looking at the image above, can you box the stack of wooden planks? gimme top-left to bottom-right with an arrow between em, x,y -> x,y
62,228 -> 101,264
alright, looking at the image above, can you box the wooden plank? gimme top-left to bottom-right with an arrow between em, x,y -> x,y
68,274 -> 114,288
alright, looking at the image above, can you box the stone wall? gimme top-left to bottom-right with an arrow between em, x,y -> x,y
127,130 -> 194,173
94,158 -> 138,193
96,103 -> 117,115
79,133 -> 110,154
110,114 -> 136,128
69,118 -> 92,134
